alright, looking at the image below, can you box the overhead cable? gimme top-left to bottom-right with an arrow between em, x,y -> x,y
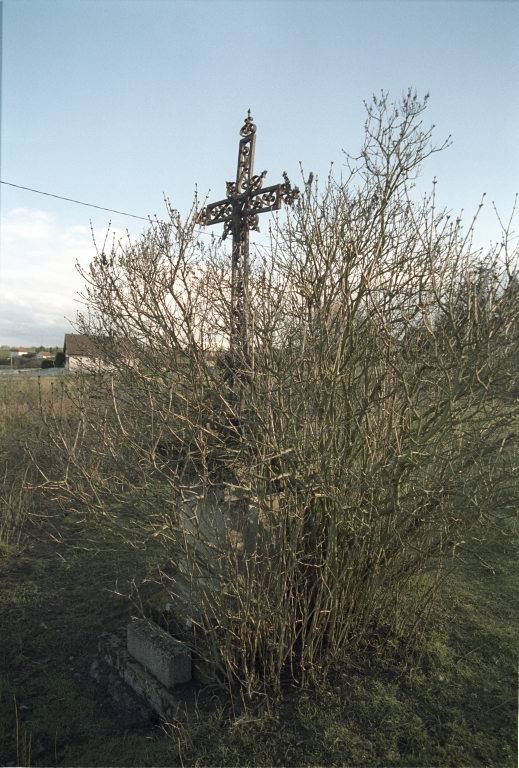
0,179 -> 220,237
0,180 -> 149,221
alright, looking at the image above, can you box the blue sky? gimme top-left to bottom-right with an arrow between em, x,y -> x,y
1,0 -> 518,346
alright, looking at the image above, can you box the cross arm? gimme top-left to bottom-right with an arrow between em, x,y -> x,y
246,184 -> 284,216
201,182 -> 299,228
203,198 -> 234,226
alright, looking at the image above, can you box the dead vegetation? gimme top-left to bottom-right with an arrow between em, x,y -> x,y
29,91 -> 519,699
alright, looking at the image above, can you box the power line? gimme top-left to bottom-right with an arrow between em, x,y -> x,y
0,179 -> 220,238
0,180 -> 150,221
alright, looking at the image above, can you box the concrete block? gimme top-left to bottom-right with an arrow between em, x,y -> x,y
143,590 -> 217,684
97,629 -> 189,722
127,620 -> 192,688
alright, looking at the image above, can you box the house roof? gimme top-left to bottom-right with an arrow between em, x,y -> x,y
63,333 -> 137,360
63,334 -> 104,357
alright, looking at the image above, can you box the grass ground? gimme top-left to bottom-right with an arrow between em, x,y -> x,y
0,375 -> 517,767
0,507 -> 517,767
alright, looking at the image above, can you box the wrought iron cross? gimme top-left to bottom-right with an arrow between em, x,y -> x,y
200,111 -> 298,388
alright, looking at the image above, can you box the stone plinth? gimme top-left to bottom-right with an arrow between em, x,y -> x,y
176,483 -> 280,596
127,619 -> 192,688
96,628 -> 189,722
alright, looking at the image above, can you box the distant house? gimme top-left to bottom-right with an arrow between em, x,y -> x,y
10,349 -> 27,357
36,351 -> 53,359
63,334 -> 115,372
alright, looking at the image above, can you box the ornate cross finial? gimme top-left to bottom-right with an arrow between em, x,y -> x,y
240,110 -> 256,137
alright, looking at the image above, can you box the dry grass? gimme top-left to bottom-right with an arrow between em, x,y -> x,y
0,375 -> 71,549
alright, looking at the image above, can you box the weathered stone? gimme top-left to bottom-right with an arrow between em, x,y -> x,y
96,628 -> 189,722
144,588 -> 218,684
90,655 -> 152,725
127,619 -> 192,688
175,484 -> 282,605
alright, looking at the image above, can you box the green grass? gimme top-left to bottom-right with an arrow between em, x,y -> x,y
0,509 -> 516,767
0,378 -> 517,766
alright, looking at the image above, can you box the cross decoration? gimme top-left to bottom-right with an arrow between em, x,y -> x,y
199,111 -> 299,380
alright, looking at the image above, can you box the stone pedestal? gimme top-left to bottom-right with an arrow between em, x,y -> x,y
94,627 -> 192,722
175,482 -> 280,601
90,486 -> 282,719
127,620 -> 192,688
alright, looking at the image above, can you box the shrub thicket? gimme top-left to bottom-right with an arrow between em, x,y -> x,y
40,92 -> 519,692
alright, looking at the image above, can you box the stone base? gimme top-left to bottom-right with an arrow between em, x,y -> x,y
90,656 -> 153,727
144,586 -> 218,684
127,619 -> 192,688
94,628 -> 192,722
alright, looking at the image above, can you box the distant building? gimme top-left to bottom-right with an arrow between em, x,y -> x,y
10,349 -> 27,357
63,334 -> 111,372
36,351 -> 53,359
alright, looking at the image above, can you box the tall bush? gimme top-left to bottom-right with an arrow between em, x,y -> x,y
42,92 -> 519,691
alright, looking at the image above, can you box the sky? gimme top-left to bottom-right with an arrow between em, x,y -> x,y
0,0 -> 518,347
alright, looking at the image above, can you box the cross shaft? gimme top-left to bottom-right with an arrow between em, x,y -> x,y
200,111 -> 298,394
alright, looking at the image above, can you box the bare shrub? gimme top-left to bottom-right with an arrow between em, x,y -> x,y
41,91 -> 519,691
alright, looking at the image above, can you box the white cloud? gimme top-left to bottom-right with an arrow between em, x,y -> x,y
0,208 -> 129,347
